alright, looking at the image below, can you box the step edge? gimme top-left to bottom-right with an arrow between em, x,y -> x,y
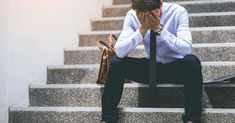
48,62 -> 235,69
78,26 -> 235,34
92,12 -> 235,21
64,43 -> 235,51
103,0 -> 235,9
29,83 -> 235,89
48,64 -> 100,69
9,107 -> 235,113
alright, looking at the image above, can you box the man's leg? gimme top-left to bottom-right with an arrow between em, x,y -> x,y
158,55 -> 203,123
101,57 -> 149,123
181,55 -> 203,123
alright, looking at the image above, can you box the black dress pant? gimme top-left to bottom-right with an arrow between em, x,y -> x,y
101,55 -> 203,123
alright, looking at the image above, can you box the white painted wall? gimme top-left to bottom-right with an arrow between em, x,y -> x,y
0,40 -> 8,123
0,0 -> 10,122
0,40 -> 9,123
0,0 -> 112,122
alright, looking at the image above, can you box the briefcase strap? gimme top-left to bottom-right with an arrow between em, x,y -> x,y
97,34 -> 117,52
97,40 -> 109,50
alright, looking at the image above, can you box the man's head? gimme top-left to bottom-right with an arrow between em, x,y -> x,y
132,0 -> 162,12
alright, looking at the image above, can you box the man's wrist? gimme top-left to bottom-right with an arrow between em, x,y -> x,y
152,25 -> 163,35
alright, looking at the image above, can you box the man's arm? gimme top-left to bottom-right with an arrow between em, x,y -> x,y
159,9 -> 192,56
114,11 -> 144,58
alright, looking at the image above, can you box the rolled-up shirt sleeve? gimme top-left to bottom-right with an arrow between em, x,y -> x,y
114,11 -> 144,58
159,9 -> 192,56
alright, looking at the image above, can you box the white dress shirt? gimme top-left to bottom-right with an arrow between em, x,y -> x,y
114,2 -> 193,64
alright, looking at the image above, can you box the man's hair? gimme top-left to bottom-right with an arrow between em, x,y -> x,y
132,0 -> 161,11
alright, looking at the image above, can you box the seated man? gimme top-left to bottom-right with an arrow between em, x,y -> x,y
100,0 -> 203,123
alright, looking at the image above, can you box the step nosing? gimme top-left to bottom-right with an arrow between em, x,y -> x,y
189,26 -> 235,31
48,62 -> 235,69
192,43 -> 235,47
29,83 -> 235,89
65,43 -> 235,51
104,0 -> 235,8
79,26 -> 235,34
10,107 -> 101,112
103,4 -> 130,9
175,0 -> 235,5
48,64 -> 100,69
79,30 -> 121,35
9,107 -> 235,113
65,47 -> 100,51
93,12 -> 235,21
189,12 -> 235,17
201,62 -> 235,66
92,17 -> 125,21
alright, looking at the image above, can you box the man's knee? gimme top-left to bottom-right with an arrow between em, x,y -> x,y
109,57 -> 127,70
109,56 -> 127,68
183,55 -> 202,70
182,55 -> 203,85
106,57 -> 128,85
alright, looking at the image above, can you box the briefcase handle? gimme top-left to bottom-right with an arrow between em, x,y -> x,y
97,34 -> 117,51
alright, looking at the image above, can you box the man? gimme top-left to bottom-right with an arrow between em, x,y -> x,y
100,0 -> 203,123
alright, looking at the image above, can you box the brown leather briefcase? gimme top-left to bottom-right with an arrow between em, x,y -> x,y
96,34 -> 117,84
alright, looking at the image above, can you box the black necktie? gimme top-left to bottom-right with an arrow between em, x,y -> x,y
149,30 -> 157,94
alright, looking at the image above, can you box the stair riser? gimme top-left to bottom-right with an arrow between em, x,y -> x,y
29,86 -> 235,108
92,14 -> 235,31
9,110 -> 235,123
103,2 -> 235,17
79,29 -> 235,46
47,67 -> 97,84
64,47 -> 235,64
113,0 -> 218,5
47,65 -> 235,84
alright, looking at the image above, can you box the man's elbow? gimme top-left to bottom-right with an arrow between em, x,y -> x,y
115,49 -> 127,59
182,46 -> 192,56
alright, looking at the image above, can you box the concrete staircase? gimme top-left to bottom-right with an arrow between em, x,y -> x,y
9,0 -> 235,122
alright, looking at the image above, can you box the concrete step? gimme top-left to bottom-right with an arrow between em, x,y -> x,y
103,0 -> 235,17
65,43 -> 235,64
9,107 -> 235,123
79,26 -> 235,46
113,0 -> 219,5
29,83 -> 235,108
47,62 -> 235,84
91,12 -> 235,31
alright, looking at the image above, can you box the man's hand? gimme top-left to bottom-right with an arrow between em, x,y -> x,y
136,10 -> 149,37
145,9 -> 162,32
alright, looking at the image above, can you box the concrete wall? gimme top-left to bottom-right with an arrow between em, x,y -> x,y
0,0 -> 112,122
